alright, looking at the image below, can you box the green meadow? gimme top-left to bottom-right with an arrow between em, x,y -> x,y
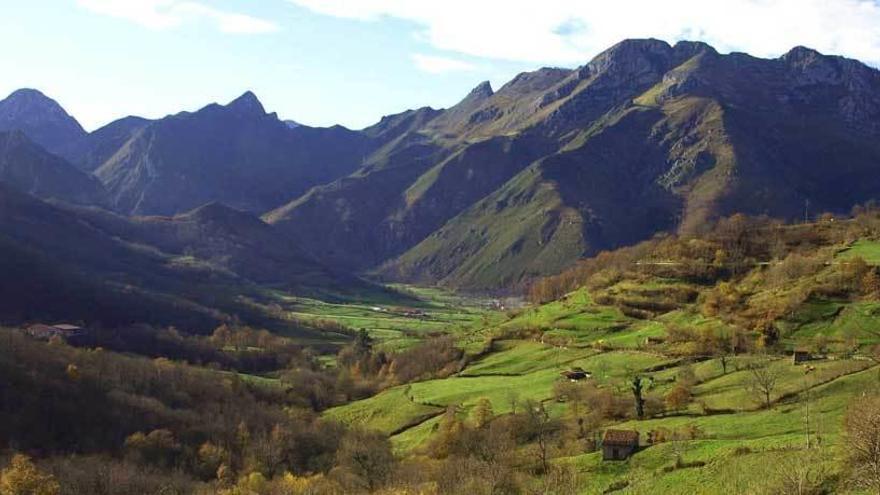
275,285 -> 504,351
322,276 -> 880,493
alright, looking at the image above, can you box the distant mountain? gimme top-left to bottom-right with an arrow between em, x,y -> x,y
0,184 -> 383,331
267,39 -> 880,290
93,91 -> 373,215
5,39 -> 880,291
0,131 -> 107,206
65,200 -> 375,296
0,183 -> 226,330
0,89 -> 86,156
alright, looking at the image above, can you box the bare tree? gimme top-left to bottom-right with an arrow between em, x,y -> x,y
844,395 -> 880,492
334,430 -> 395,492
525,400 -> 555,474
771,449 -> 829,495
506,390 -> 520,415
747,359 -> 781,409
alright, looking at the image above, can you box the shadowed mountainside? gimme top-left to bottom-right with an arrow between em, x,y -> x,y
3,40 -> 880,291
267,40 -> 880,289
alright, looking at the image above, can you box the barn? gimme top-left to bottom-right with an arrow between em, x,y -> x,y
602,429 -> 639,460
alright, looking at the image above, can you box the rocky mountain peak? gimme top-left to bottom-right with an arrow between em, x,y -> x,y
469,81 -> 494,99
0,88 -> 86,154
782,46 -> 824,65
672,40 -> 717,59
226,91 -> 266,116
0,89 -> 80,124
586,38 -> 714,79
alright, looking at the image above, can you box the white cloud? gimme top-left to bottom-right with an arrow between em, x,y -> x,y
412,54 -> 476,74
77,0 -> 279,34
288,0 -> 880,65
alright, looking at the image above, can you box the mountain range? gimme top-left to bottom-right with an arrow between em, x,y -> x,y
2,38 -> 880,297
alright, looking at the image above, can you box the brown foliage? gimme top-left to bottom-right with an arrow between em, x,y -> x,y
844,394 -> 880,492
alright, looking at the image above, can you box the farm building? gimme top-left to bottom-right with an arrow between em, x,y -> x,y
792,348 -> 813,364
24,323 -> 85,341
602,429 -> 639,460
560,368 -> 592,381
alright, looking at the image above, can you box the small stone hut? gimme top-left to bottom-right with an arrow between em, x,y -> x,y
602,429 -> 639,460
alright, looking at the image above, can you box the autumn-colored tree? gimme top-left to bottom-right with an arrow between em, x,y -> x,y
124,429 -> 181,468
839,256 -> 871,293
334,430 -> 395,492
0,454 -> 60,495
701,282 -> 746,319
471,397 -> 494,429
216,464 -> 234,487
664,384 -> 692,412
65,364 -> 80,382
863,269 -> 880,297
221,472 -> 269,495
431,405 -> 465,459
197,442 -> 230,481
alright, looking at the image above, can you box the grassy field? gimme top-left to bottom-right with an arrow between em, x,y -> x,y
837,239 -> 880,265
783,300 -> 880,346
564,365 -> 879,494
315,262 -> 880,493
324,386 -> 443,436
325,345 -> 675,454
324,331 -> 877,489
275,284 -> 505,351
319,284 -> 880,493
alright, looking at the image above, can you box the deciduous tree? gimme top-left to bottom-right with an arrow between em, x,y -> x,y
844,395 -> 880,492
747,359 -> 780,409
0,454 -> 60,495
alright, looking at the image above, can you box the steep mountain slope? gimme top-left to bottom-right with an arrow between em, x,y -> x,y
95,92 -> 373,215
270,39 -> 880,290
5,39 -> 878,292
264,73 -> 569,270
60,115 -> 151,171
0,131 -> 107,206
0,89 -> 86,156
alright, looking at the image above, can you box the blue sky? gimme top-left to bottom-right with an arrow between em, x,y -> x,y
3,1 -> 880,131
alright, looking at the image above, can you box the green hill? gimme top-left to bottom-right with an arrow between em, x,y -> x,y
323,211 -> 880,493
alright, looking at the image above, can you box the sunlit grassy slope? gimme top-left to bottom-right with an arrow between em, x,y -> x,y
323,273 -> 880,493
